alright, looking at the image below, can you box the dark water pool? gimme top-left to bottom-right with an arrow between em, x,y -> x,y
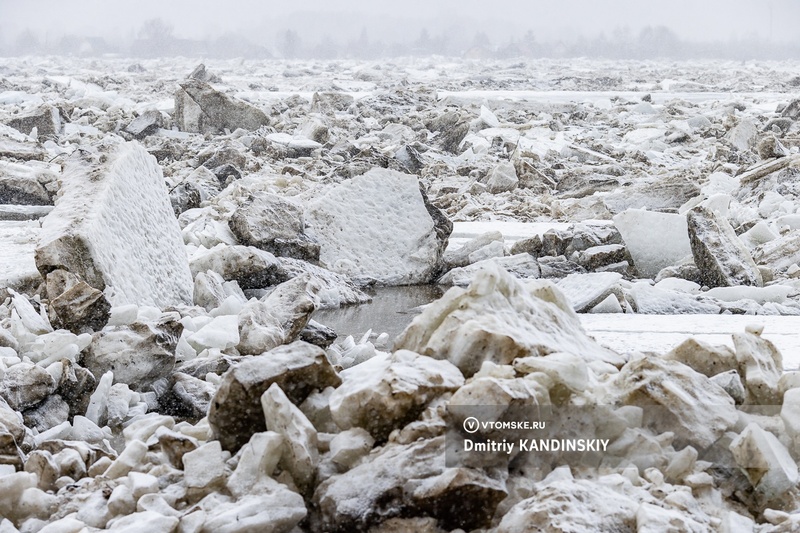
312,284 -> 445,342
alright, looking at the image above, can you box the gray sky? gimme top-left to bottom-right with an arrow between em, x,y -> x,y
1,0 -> 798,47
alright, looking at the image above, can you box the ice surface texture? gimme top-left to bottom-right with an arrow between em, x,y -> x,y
36,142 -> 193,307
305,168 -> 445,285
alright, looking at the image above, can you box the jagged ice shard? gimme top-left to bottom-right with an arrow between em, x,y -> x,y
35,141 -> 193,308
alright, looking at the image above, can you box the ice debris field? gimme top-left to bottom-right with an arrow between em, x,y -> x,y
1,56 -> 800,531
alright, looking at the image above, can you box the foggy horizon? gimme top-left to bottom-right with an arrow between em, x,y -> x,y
1,0 -> 799,59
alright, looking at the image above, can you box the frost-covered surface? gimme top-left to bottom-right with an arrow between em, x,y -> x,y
447,221 -> 576,249
3,56 -> 800,531
0,221 -> 40,290
395,264 -> 625,375
304,167 -> 443,285
582,313 -> 800,369
35,142 -> 193,307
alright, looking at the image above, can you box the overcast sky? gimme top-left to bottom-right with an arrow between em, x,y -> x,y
1,0 -> 798,47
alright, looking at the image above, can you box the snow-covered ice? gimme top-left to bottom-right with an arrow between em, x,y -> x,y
35,142 -> 193,307
2,54 -> 800,531
0,221 -> 40,290
581,314 -> 800,370
305,168 -> 446,285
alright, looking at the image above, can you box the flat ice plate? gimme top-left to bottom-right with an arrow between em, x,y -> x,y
581,314 -> 800,371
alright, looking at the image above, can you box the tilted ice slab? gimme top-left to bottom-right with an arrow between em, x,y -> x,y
304,168 -> 443,285
36,142 -> 193,307
613,209 -> 693,279
556,272 -> 623,313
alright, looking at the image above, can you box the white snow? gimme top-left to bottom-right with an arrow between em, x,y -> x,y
37,142 -> 194,307
304,168 -> 441,285
703,285 -> 793,304
3,53 -> 800,532
437,89 -> 791,106
654,278 -> 701,294
0,221 -> 40,290
580,314 -> 800,370
447,220 -> 580,250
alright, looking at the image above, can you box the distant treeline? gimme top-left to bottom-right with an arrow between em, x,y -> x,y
3,19 -> 799,60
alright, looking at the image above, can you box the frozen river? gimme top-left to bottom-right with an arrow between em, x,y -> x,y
5,217 -> 796,369
446,221 -> 800,369
315,287 -> 800,371
581,313 -> 800,370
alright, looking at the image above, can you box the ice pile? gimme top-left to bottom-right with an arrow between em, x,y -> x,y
1,257 -> 799,531
1,56 -> 800,530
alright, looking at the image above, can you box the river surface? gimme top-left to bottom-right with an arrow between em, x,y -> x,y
313,285 -> 446,342
313,285 -> 800,371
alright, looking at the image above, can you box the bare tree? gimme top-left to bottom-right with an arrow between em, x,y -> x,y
280,29 -> 302,59
138,18 -> 175,42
